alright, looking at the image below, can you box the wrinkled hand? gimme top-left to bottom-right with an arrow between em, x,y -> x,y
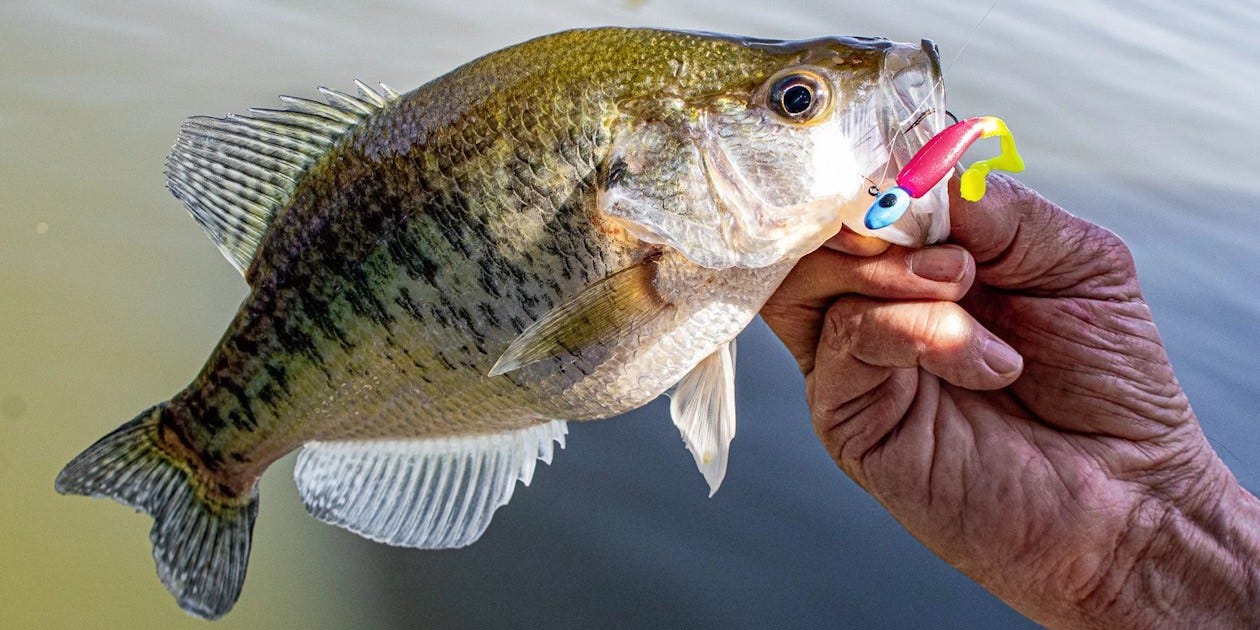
761,176 -> 1259,628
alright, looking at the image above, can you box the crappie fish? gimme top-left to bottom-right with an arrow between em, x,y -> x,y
56,27 -> 950,619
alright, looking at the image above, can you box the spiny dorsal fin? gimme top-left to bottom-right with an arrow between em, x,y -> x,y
166,80 -> 403,275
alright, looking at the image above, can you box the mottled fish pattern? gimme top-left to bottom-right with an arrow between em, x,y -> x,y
56,27 -> 948,619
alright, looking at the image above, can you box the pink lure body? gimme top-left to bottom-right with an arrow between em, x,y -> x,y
864,115 -> 1022,232
896,117 -> 990,198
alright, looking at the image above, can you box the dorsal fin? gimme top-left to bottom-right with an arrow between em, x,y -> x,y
166,80 -> 403,275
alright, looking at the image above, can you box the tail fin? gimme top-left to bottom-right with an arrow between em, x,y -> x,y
55,404 -> 258,620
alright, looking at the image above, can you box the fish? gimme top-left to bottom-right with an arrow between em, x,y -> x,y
55,27 -> 951,619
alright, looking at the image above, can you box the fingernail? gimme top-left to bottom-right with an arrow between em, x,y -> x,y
908,247 -> 967,283
982,336 -> 1023,376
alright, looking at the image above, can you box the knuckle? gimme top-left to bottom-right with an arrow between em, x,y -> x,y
1094,228 -> 1137,275
913,302 -> 946,341
933,301 -> 974,342
759,299 -> 807,324
852,302 -> 940,362
822,299 -> 866,352
1062,222 -> 1141,298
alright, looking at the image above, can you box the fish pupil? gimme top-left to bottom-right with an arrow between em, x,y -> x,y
782,84 -> 813,115
878,193 -> 899,208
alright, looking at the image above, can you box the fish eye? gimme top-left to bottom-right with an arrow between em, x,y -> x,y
767,71 -> 830,123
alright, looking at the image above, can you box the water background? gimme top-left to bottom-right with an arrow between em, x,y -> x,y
2,0 -> 1258,627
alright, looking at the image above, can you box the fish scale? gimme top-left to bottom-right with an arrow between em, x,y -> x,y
56,27 -> 952,618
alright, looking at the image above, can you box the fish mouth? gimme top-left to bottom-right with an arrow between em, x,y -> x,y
859,39 -> 951,245
884,39 -> 945,167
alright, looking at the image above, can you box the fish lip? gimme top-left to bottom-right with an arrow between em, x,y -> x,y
921,38 -> 942,75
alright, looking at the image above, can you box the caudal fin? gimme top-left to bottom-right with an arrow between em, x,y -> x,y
55,404 -> 258,619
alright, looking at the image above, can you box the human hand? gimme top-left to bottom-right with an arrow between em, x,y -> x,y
761,176 -> 1260,628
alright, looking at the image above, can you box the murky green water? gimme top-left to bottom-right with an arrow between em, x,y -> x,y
3,1 -> 1257,628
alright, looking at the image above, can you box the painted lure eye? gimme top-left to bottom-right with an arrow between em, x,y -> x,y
865,187 -> 912,230
768,71 -> 829,122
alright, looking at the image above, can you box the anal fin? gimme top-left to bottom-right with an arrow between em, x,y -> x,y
668,340 -> 737,497
294,421 -> 567,548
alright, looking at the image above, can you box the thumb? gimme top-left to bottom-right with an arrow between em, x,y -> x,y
947,175 -> 1140,301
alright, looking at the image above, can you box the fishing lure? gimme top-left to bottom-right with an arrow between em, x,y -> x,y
865,115 -> 1024,230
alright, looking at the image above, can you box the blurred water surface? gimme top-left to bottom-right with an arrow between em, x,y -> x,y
2,0 -> 1258,628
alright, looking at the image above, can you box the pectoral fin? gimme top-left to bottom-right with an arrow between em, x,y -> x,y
668,339 -> 737,497
489,257 -> 671,376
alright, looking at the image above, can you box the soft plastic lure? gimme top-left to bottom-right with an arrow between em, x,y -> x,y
865,116 -> 1024,230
